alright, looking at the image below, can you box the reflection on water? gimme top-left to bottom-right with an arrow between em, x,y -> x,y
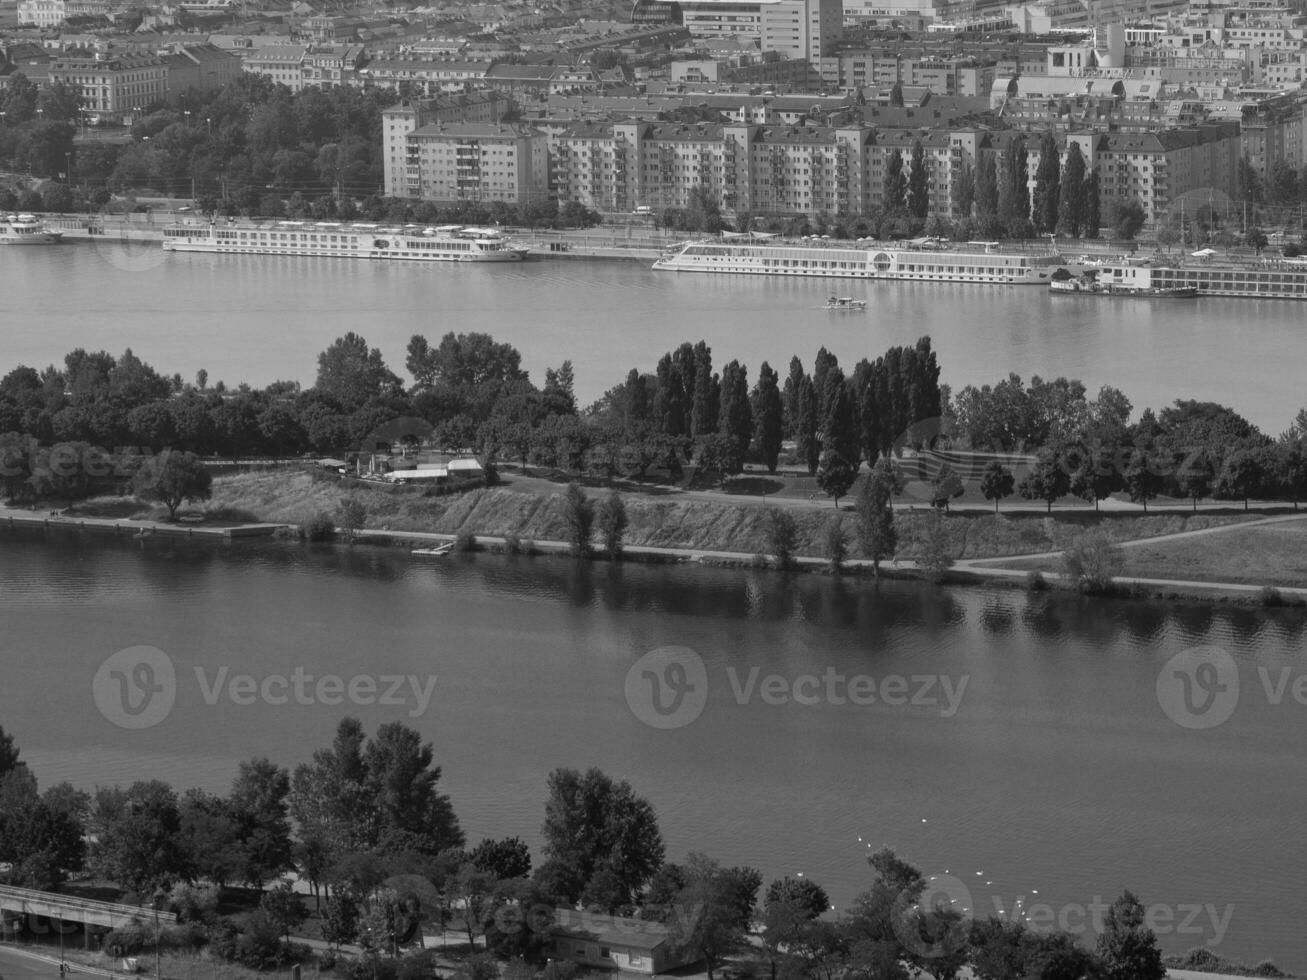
1,529 -> 1306,969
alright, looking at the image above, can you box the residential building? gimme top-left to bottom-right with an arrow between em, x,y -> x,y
386,121 -> 548,203
17,0 -> 65,29
159,42 -> 242,95
357,58 -> 491,95
48,50 -> 168,121
242,43 -> 307,88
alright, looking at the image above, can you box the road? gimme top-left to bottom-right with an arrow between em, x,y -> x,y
0,948 -> 65,980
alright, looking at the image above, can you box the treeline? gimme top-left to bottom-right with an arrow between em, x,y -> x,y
0,334 -> 942,504
945,375 -> 1307,512
0,722 -> 1200,980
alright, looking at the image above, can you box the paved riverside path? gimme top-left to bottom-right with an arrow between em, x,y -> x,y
0,505 -> 285,539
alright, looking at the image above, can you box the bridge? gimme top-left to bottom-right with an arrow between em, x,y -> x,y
0,884 -> 177,938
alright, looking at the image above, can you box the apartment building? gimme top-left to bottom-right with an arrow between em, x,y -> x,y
47,50 -> 167,119
390,122 -> 549,203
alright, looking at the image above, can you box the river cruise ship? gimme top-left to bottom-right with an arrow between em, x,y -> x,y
652,239 -> 1074,284
1082,258 -> 1307,299
0,213 -> 63,245
162,220 -> 528,261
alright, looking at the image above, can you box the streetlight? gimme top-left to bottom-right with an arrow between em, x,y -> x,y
184,109 -> 191,126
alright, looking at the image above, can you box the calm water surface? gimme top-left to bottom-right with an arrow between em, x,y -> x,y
1,243 -> 1305,431
2,244 -> 1306,968
0,533 -> 1304,967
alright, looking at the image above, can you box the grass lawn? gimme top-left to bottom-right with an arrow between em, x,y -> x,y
984,516 -> 1307,588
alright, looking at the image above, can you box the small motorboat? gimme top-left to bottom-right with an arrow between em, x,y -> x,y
825,296 -> 867,311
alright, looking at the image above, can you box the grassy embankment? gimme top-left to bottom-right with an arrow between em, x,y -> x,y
74,468 -> 1261,565
990,516 -> 1307,588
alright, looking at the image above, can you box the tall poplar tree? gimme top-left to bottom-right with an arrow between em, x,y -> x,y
884,148 -> 907,212
951,159 -> 975,219
1031,132 -> 1060,234
752,362 -> 784,473
975,152 -> 999,223
1084,170 -> 1101,238
1057,142 -> 1087,237
907,139 -> 929,220
717,360 -> 752,459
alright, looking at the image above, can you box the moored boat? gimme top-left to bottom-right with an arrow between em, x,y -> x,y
825,296 -> 867,310
1050,276 -> 1197,298
0,213 -> 64,245
162,219 -> 528,261
653,238 -> 1075,284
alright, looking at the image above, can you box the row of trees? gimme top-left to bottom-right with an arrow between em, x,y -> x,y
0,723 -> 1180,980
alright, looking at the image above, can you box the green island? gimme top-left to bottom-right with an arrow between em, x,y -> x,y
2,330 -> 1305,602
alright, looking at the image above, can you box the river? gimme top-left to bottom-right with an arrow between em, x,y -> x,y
1,244 -> 1305,969
1,531 -> 1304,968
1,242 -> 1305,432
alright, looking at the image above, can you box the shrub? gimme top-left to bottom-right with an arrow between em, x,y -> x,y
103,921 -> 151,956
521,538 -> 538,555
302,512 -> 336,541
1062,530 -> 1124,594
454,529 -> 477,553
344,953 -> 399,980
766,509 -> 800,569
1026,570 -> 1049,592
504,533 -> 523,555
1259,586 -> 1285,607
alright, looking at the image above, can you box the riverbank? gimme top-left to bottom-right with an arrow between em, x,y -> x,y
45,467 -> 1306,603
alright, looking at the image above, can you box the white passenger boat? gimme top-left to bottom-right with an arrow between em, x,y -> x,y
0,213 -> 63,245
653,239 -> 1074,284
825,296 -> 867,310
162,219 -> 528,261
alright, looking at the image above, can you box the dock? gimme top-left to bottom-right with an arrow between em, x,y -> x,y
0,508 -> 285,539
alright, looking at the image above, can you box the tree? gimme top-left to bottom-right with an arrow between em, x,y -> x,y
659,854 -> 761,980
979,461 -> 1014,513
1032,133 -> 1060,234
717,359 -> 752,465
1070,445 -> 1124,511
765,876 -> 830,921
539,768 -> 664,909
927,463 -> 964,511
322,892 -> 360,950
88,781 -> 184,891
884,149 -> 907,213
765,508 -> 800,569
1174,451 -> 1214,511
596,491 -> 628,558
362,722 -> 463,855
469,837 -> 532,880
337,495 -> 367,540
1213,447 -> 1267,510
907,140 -> 929,220
1123,449 -> 1164,512
795,375 -> 820,475
260,882 -> 308,940
1062,530 -> 1124,593
856,458 -> 897,574
917,510 -> 954,583
951,160 -> 975,219
825,515 -> 849,573
1097,892 -> 1165,980
1084,170 -> 1101,238
752,362 -> 784,473
316,333 -> 400,412
562,482 -> 593,557
229,757 -> 294,887
1018,448 -> 1071,512
999,136 -> 1030,236
817,451 -> 857,507
975,153 -> 999,224
1057,142 -> 1087,237
132,450 -> 212,519
1113,198 -> 1145,240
